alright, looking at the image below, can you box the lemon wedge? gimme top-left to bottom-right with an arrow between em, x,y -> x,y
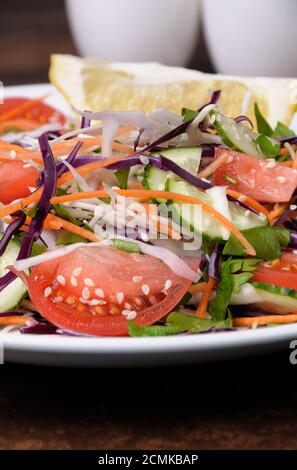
50,54 -> 297,127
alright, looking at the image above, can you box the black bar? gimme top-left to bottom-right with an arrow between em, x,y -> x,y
0,450 -> 296,468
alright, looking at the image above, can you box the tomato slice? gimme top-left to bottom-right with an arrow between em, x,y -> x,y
23,246 -> 200,336
212,148 -> 297,202
0,97 -> 66,125
0,160 -> 39,204
252,252 -> 297,290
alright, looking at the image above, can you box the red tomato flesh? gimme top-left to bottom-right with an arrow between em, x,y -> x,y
0,160 -> 39,204
252,252 -> 297,291
0,97 -> 66,125
212,148 -> 297,202
25,246 -> 200,336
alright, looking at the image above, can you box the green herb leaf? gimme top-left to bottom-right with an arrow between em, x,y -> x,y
30,243 -> 47,257
128,322 -> 181,337
56,233 -> 87,246
272,121 -> 295,138
115,169 -> 130,189
254,103 -> 273,136
255,134 -> 281,158
224,174 -> 238,185
53,205 -> 82,226
128,311 -> 232,337
223,226 -> 289,260
209,258 -> 234,321
182,107 -> 198,122
112,238 -> 141,254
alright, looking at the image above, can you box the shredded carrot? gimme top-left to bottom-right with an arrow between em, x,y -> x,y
188,282 -> 207,295
0,187 -> 256,255
226,189 -> 269,216
44,214 -> 100,242
0,316 -> 30,326
197,151 -> 227,179
233,313 -> 297,327
50,189 -> 256,256
268,204 -> 288,224
196,277 -> 216,318
51,136 -> 135,157
143,204 -> 181,240
0,94 -> 50,123
293,150 -> 297,169
0,155 -> 124,219
279,147 -> 289,156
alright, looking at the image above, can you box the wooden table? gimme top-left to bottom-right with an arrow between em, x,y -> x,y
0,0 -> 295,452
0,350 -> 296,450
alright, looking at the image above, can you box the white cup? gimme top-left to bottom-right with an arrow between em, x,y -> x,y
202,0 -> 297,76
65,0 -> 201,67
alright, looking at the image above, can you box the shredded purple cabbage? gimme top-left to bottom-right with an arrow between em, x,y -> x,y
0,212 -> 26,257
0,311 -> 27,317
277,136 -> 297,144
81,116 -> 91,129
134,128 -> 144,152
208,245 -> 221,280
234,115 -> 254,129
0,133 -> 57,292
20,321 -> 57,335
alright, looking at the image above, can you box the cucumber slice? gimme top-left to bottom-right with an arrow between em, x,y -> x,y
143,165 -> 168,203
167,180 -> 266,241
144,146 -> 202,202
212,110 -> 260,157
230,282 -> 297,314
0,239 -> 27,312
150,147 -> 202,175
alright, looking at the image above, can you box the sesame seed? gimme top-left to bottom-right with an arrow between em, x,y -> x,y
84,278 -> 94,287
132,275 -> 143,284
23,163 -> 32,168
265,159 -> 276,169
57,275 -> 66,286
164,279 -> 172,291
116,292 -> 124,304
72,267 -> 82,277
44,287 -> 52,298
95,288 -> 105,298
89,299 -> 103,306
10,150 -> 17,158
141,284 -> 150,296
290,205 -> 297,211
53,296 -> 63,303
277,176 -> 286,184
82,287 -> 91,299
238,195 -> 246,202
122,310 -> 137,320
71,276 -> 78,287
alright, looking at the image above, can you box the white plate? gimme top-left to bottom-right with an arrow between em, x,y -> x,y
1,83 -> 297,367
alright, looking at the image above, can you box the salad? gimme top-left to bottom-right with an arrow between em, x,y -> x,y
0,90 -> 297,337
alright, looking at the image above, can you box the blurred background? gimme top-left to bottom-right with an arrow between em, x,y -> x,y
2,0 -> 297,87
0,0 -> 213,86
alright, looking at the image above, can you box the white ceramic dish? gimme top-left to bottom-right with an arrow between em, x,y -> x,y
1,83 -> 297,367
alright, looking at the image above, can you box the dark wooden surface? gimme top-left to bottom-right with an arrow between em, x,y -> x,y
1,350 -> 297,450
0,0 -> 295,452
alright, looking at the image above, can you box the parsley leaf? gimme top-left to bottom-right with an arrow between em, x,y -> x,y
254,103 -> 273,136
223,226 -> 289,260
